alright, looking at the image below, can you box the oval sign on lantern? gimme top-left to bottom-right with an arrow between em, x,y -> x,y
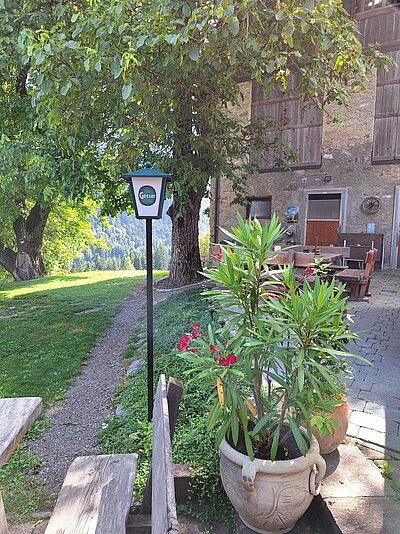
138,185 -> 156,206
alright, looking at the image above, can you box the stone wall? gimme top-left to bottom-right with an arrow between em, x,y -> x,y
211,77 -> 400,266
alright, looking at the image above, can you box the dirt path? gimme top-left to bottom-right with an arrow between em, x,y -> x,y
28,284 -> 169,490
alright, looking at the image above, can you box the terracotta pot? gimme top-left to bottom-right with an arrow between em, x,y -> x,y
219,431 -> 326,534
312,400 -> 349,455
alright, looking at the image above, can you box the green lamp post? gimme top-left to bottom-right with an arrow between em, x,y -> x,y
122,162 -> 171,421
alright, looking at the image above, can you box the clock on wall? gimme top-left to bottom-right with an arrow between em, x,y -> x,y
361,196 -> 381,215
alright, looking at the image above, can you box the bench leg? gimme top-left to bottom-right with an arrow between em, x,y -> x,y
358,281 -> 368,300
0,491 -> 9,534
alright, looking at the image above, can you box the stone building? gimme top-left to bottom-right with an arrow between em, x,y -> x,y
211,0 -> 400,268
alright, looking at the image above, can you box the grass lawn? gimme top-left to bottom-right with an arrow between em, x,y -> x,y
99,288 -> 236,530
0,269 -> 166,523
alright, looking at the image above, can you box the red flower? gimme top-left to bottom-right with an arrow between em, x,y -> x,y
304,266 -> 315,276
177,334 -> 190,352
210,345 -> 218,353
215,253 -> 222,263
190,324 -> 199,332
226,353 -> 237,365
218,353 -> 237,366
188,348 -> 197,353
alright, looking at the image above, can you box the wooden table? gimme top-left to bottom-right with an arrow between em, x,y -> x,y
313,252 -> 343,264
0,397 -> 42,534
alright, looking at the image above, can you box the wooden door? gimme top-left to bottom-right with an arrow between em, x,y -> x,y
306,220 -> 340,247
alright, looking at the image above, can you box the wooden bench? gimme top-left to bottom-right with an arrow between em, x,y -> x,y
335,250 -> 376,301
45,375 -> 182,534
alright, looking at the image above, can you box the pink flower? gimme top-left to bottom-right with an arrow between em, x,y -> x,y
190,324 -> 199,332
210,345 -> 218,353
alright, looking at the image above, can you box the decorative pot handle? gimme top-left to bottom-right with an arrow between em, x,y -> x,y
241,458 -> 257,492
309,458 -> 326,496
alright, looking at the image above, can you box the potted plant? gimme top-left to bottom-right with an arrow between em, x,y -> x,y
178,215 -> 359,533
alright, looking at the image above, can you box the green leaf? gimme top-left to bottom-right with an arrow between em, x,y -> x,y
283,21 -> 295,38
71,13 -> 79,22
65,40 -> 77,49
182,3 -> 191,17
165,34 -> 178,45
95,60 -> 102,72
121,81 -> 132,101
228,15 -> 240,36
135,35 -> 146,49
189,47 -> 199,61
275,11 -> 286,21
61,82 -> 72,96
35,51 -> 45,65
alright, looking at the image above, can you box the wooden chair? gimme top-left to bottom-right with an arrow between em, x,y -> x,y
335,250 -> 376,301
45,375 -> 182,534
267,249 -> 295,266
294,252 -> 315,267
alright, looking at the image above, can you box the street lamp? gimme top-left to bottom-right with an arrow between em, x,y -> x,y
122,162 -> 171,421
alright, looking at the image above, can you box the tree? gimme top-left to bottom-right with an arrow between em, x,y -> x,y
19,0 -> 387,285
0,1 -> 110,280
153,241 -> 169,270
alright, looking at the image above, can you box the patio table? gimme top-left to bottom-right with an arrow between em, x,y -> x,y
0,397 -> 42,534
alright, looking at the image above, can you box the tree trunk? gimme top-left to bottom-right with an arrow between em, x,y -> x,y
167,192 -> 204,287
0,204 -> 51,281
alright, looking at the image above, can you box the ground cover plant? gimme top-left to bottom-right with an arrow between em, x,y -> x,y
99,288 -> 236,529
0,270 -> 166,523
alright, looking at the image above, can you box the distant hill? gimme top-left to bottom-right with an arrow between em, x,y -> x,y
73,199 -> 210,272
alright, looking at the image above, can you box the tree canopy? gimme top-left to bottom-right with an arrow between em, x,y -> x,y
1,0 -> 388,284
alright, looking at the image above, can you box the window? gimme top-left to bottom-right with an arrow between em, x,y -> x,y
250,80 -> 322,171
247,198 -> 272,219
372,50 -> 400,163
307,193 -> 341,220
354,0 -> 399,14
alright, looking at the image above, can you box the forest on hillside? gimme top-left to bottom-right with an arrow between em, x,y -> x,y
72,200 -> 210,272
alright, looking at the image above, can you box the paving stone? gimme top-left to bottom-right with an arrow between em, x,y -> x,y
347,422 -> 360,437
358,390 -> 400,409
350,411 -> 398,435
325,497 -> 400,534
364,402 -> 400,421
321,444 -> 395,498
347,397 -> 366,412
358,428 -> 400,451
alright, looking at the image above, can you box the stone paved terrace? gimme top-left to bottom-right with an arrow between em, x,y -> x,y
346,270 -> 400,452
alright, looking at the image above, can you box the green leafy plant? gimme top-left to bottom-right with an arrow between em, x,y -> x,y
179,214 -> 362,460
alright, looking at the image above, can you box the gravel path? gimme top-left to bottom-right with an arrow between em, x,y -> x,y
29,284 -> 169,490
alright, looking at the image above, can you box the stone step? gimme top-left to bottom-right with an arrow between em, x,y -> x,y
320,443 -> 400,534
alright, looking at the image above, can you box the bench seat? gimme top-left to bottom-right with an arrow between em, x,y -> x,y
45,453 -> 137,534
335,268 -> 367,282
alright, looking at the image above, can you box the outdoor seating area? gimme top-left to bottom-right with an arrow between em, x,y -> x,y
263,245 -> 378,301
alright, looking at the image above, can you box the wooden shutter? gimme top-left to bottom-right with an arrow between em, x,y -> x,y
373,50 -> 400,162
250,81 -> 322,171
354,1 -> 400,50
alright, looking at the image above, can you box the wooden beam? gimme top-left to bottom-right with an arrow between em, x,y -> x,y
0,397 -> 42,469
0,492 -> 8,534
141,377 -> 183,515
